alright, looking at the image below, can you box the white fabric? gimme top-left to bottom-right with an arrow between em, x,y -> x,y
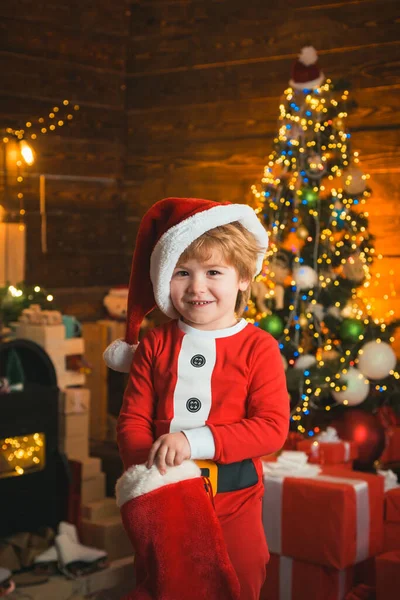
115,460 -> 201,507
150,203 -> 269,318
178,317 -> 248,339
103,338 -> 138,373
183,426 -> 216,460
170,333 -> 216,433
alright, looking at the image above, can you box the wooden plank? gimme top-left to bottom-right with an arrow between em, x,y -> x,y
82,323 -> 109,441
0,177 -> 123,212
126,85 -> 400,151
127,43 -> 400,110
0,18 -> 127,71
0,53 -> 125,107
29,135 -> 125,179
0,95 -> 125,142
0,0 -> 130,35
128,0 -> 400,73
125,128 -> 400,179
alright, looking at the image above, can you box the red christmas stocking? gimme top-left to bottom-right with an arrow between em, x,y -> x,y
116,461 -> 240,600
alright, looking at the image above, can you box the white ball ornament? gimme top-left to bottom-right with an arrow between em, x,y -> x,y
357,341 -> 396,380
332,367 -> 370,406
293,266 -> 318,290
294,354 -> 317,370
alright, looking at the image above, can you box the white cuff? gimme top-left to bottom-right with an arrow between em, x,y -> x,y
182,426 -> 216,460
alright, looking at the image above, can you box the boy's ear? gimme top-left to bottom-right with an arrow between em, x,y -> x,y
238,278 -> 251,292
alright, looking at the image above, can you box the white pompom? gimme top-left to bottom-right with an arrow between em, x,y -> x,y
103,338 -> 138,373
294,354 -> 317,370
357,341 -> 396,380
332,367 -> 370,406
293,266 -> 318,290
299,46 -> 318,66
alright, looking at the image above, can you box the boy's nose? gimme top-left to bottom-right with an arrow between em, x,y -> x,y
187,276 -> 206,294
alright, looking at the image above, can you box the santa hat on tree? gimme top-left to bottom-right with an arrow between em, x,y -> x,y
289,46 -> 325,90
116,461 -> 240,599
103,197 -> 269,373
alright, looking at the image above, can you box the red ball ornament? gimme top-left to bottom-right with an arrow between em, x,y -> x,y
330,409 -> 386,470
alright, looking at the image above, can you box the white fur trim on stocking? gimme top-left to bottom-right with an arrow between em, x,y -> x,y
115,460 -> 202,507
55,534 -> 107,568
150,203 -> 269,318
103,338 -> 138,373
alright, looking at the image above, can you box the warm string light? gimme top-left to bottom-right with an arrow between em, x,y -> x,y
1,100 -> 79,224
248,77 -> 399,435
0,433 -> 45,478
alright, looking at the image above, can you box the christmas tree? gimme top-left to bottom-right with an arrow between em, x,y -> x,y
249,47 -> 400,439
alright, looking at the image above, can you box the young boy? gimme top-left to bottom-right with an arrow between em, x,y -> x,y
104,197 -> 289,600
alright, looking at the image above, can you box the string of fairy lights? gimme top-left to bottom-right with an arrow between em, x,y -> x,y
1,99 -> 80,227
248,78 -> 400,435
0,433 -> 45,478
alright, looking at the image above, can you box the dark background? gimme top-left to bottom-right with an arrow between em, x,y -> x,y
1,0 -> 399,325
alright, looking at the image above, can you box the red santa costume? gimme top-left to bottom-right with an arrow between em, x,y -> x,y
104,197 -> 290,600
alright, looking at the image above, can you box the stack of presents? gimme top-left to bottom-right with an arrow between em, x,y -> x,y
13,309 -> 132,564
261,427 -> 400,600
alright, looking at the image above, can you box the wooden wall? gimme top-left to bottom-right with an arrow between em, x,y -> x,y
1,0 -> 399,323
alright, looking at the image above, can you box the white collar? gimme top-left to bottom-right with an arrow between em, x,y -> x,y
177,318 -> 248,339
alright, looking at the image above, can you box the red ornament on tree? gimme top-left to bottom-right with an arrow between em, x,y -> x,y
330,409 -> 386,470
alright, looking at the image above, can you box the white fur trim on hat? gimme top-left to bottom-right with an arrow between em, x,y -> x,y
115,460 -> 202,507
150,203 -> 269,318
289,72 -> 325,90
103,338 -> 138,372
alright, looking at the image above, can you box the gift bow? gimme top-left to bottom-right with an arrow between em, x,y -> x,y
262,450 -> 321,478
377,468 -> 399,492
316,426 -> 341,442
310,427 -> 351,461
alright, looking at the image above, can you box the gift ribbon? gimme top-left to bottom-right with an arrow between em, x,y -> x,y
310,441 -> 351,461
263,474 -> 370,563
278,556 -> 347,600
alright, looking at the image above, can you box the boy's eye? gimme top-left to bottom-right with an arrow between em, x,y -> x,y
208,270 -> 221,276
174,270 -> 189,277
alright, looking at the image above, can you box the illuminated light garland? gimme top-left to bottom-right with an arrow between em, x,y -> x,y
249,77 -> 399,435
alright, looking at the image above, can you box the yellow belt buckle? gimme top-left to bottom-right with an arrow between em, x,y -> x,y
194,460 -> 218,496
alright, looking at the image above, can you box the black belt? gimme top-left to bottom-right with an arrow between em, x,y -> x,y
195,459 -> 258,494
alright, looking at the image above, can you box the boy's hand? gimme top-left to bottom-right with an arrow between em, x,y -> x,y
147,432 -> 191,475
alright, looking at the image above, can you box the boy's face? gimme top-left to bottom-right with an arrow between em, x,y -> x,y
170,249 -> 249,330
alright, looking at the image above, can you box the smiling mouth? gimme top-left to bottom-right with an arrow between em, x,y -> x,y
187,301 -> 214,306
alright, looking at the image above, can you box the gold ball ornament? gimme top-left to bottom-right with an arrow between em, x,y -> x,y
296,225 -> 309,240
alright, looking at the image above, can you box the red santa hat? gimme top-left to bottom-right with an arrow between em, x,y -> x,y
289,46 -> 325,90
103,197 -> 269,372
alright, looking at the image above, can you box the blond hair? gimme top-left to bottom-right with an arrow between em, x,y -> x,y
178,221 -> 263,315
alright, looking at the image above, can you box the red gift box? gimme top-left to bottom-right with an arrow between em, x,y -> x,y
296,439 -> 358,466
380,426 -> 400,464
376,551 -> 400,600
260,553 -> 354,600
385,487 -> 400,523
383,522 -> 400,552
263,467 -> 384,570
